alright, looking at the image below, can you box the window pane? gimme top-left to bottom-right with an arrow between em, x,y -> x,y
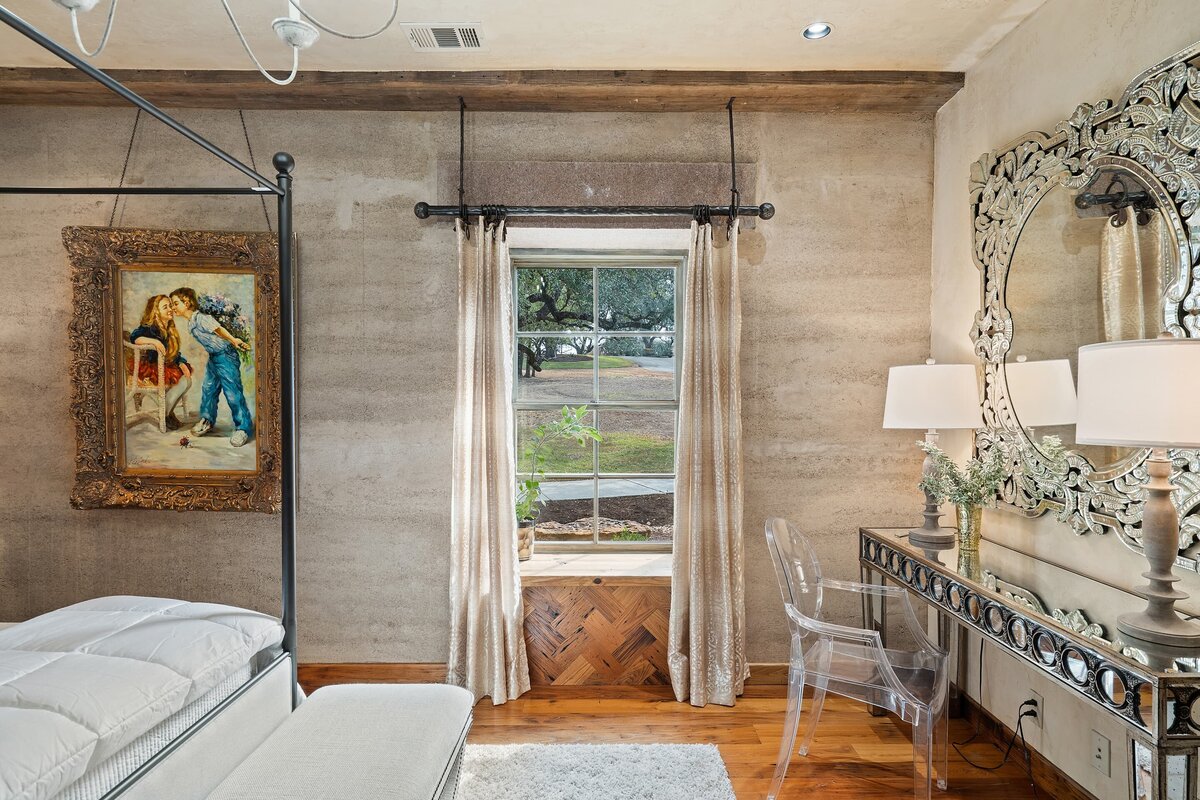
517,409 -> 595,475
516,336 -> 596,403
598,336 -> 675,401
597,410 -> 675,473
531,477 -> 596,544
517,267 -> 593,332
598,267 -> 674,332
598,479 -> 673,543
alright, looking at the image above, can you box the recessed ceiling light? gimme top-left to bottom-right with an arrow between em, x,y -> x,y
803,22 -> 832,40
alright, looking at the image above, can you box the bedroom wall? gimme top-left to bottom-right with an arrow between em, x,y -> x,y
931,0 -> 1200,794
0,107 -> 933,665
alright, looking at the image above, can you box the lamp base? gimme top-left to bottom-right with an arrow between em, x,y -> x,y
1117,611 -> 1200,649
908,527 -> 956,550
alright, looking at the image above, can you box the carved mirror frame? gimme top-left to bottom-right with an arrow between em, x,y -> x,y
971,42 -> 1200,568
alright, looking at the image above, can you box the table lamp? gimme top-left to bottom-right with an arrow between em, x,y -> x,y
883,359 -> 983,549
1004,356 -> 1077,431
1076,338 -> 1200,647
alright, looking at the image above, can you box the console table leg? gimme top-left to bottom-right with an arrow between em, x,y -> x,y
938,612 -> 967,719
861,564 -> 889,718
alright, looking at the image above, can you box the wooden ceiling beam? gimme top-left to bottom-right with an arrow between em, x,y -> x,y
0,68 -> 962,113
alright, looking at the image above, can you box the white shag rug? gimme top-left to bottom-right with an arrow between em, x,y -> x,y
458,743 -> 736,800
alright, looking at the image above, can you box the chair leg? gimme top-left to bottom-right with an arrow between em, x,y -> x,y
934,701 -> 949,791
768,662 -> 806,800
797,678 -> 827,756
912,714 -> 934,800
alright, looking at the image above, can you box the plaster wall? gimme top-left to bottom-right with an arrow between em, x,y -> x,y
0,107 -> 933,667
931,1 -> 1200,795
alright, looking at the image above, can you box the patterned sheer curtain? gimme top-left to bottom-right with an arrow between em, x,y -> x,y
668,219 -> 748,707
1100,214 -> 1168,341
447,218 -> 531,705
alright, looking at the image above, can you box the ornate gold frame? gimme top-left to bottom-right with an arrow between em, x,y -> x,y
970,42 -> 1200,567
63,226 -> 281,512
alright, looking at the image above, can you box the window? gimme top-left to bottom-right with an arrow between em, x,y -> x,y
513,253 -> 681,551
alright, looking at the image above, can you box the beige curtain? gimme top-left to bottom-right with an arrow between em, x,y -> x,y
447,218 -> 530,705
1101,214 -> 1167,341
668,219 -> 748,707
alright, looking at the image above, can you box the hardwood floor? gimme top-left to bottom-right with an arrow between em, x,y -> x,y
468,685 -> 1042,799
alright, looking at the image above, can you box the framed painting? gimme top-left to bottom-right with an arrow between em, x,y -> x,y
63,227 -> 281,512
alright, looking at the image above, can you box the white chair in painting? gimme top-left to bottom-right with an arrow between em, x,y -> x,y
764,517 -> 950,800
124,340 -> 187,433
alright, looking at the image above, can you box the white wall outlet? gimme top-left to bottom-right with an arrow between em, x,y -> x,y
1028,691 -> 1043,728
1090,730 -> 1111,776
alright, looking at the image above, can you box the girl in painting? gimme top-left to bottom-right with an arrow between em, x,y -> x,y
129,294 -> 193,430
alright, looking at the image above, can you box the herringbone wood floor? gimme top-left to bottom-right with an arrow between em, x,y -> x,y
469,685 -> 1045,800
523,579 -> 672,685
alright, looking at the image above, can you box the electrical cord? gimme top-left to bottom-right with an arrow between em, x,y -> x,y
220,0 -> 301,86
951,637 -> 1042,797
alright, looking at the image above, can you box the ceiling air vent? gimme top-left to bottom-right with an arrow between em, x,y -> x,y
403,24 -> 483,51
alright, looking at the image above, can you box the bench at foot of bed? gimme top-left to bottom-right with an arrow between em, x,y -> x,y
206,684 -> 473,800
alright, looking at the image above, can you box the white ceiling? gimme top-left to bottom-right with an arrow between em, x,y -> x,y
0,0 -> 1047,72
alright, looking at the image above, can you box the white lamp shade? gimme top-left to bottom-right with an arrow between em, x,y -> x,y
1004,358 -> 1077,427
1076,339 -> 1200,448
882,363 -> 982,430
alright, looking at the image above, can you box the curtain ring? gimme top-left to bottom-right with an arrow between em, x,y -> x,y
727,189 -> 740,240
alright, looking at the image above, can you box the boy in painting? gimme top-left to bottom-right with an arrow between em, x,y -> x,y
169,287 -> 254,447
129,294 -> 193,431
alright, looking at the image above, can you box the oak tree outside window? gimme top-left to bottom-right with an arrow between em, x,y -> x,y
513,253 -> 681,551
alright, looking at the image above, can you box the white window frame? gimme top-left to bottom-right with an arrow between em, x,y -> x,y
512,250 -> 684,553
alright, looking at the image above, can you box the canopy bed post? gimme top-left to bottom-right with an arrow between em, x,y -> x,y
276,151 -> 300,707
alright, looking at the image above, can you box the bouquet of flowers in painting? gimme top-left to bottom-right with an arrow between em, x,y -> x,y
199,292 -> 254,365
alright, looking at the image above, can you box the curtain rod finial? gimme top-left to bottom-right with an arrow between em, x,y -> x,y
414,201 -> 431,219
758,202 -> 774,220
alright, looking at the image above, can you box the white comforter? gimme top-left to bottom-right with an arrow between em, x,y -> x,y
0,596 -> 284,800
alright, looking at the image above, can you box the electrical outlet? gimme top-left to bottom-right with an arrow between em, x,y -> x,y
1027,691 -> 1043,728
1091,730 -> 1111,776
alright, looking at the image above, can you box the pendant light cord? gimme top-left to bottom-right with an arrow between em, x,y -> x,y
70,0 -> 118,57
290,0 -> 398,39
220,0 -> 300,86
109,107 -> 141,227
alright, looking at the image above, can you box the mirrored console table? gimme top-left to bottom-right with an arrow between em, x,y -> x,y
860,527 -> 1200,800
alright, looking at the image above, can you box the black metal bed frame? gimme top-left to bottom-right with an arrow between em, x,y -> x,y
0,5 -> 300,709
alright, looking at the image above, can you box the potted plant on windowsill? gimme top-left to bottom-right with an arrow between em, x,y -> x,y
515,405 -> 601,561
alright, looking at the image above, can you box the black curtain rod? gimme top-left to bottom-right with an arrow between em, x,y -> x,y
0,5 -> 283,196
414,202 -> 775,220
0,186 -> 275,196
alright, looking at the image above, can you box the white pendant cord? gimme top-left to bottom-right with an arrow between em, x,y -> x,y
291,0 -> 398,39
220,0 -> 300,86
69,0 -> 118,57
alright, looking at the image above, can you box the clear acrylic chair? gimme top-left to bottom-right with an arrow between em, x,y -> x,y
764,517 -> 949,800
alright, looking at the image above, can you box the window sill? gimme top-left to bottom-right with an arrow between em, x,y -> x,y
520,552 -> 671,586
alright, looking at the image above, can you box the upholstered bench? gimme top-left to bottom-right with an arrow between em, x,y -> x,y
206,684 -> 473,800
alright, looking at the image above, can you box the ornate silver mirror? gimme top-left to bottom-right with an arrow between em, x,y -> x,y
972,44 -> 1200,568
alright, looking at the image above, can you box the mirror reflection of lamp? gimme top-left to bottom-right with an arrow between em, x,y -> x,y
883,359 -> 982,550
1076,337 -> 1200,647
1004,356 -> 1078,442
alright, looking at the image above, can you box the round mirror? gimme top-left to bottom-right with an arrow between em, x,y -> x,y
914,567 -> 928,592
888,552 -> 901,573
1005,170 -> 1175,470
865,541 -> 877,560
931,575 -> 945,602
1138,683 -> 1155,726
966,594 -> 982,622
1008,618 -> 1029,649
1062,647 -> 1089,684
1097,668 -> 1127,707
1033,631 -> 1057,666
901,560 -> 914,582
948,584 -> 963,611
985,605 -> 1005,635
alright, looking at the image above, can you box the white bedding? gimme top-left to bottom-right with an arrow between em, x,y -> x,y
0,597 -> 284,800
